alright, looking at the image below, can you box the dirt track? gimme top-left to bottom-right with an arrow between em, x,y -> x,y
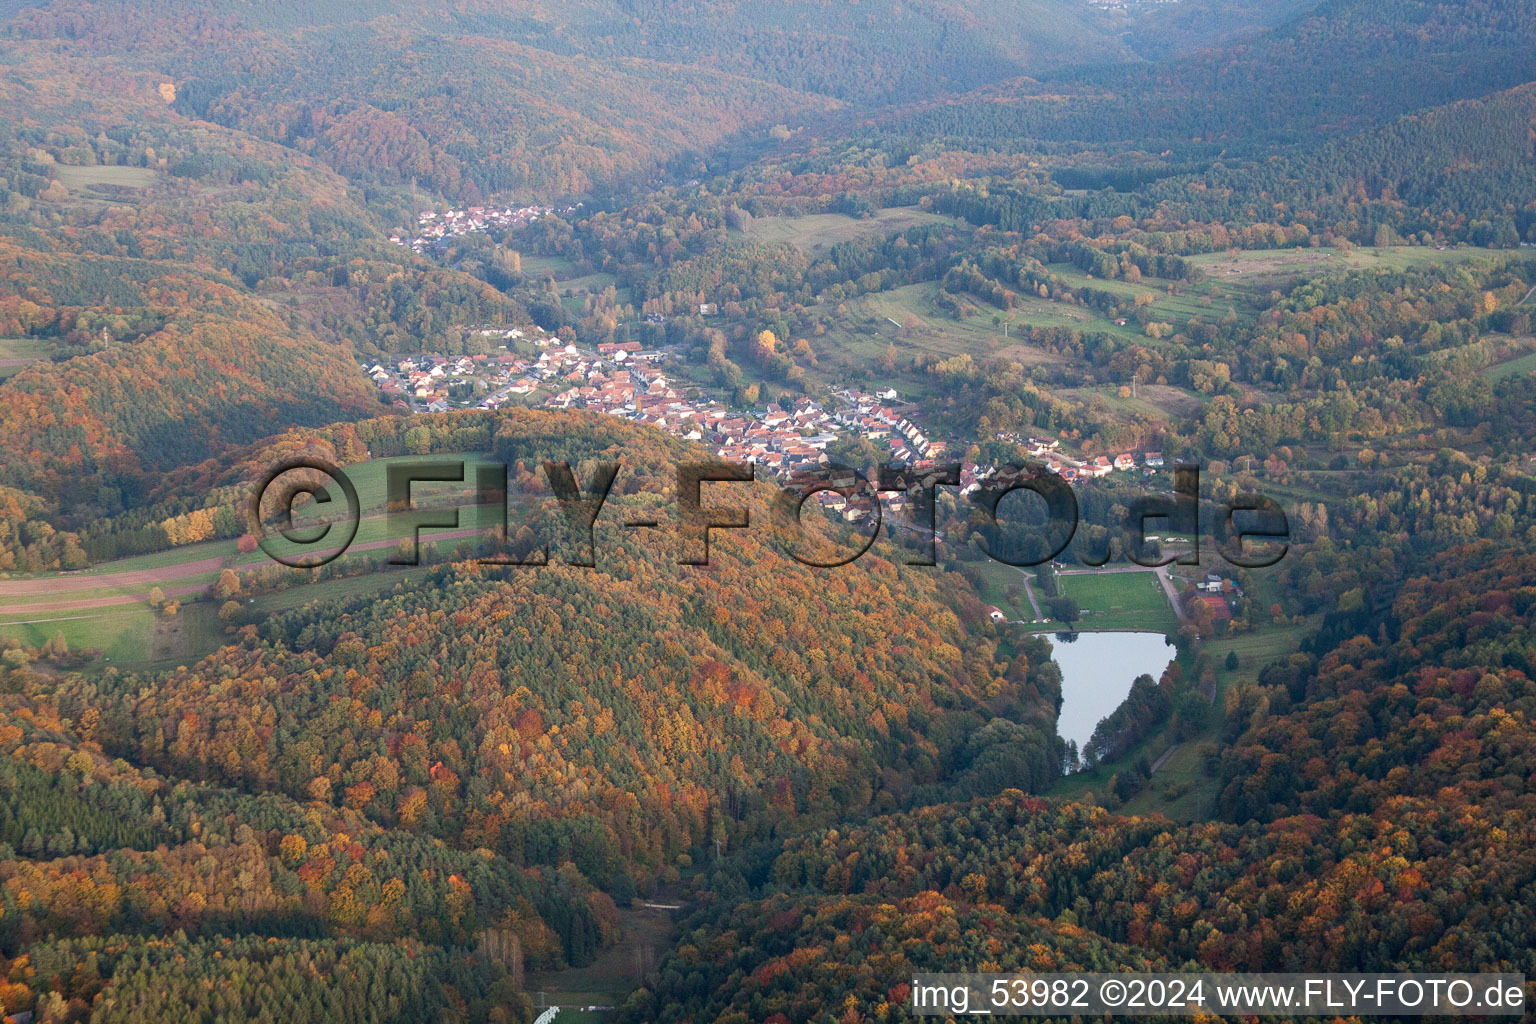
0,556 -> 228,597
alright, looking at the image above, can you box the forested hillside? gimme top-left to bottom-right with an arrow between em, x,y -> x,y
625,501 -> 1536,1023
0,686 -> 599,1021
0,408 -> 1074,1019
103,413 -> 1066,868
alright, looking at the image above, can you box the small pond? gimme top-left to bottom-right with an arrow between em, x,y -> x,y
1048,631 -> 1176,753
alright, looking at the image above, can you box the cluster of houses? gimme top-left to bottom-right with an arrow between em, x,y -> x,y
534,366 -> 940,523
389,203 -> 575,255
364,327 -> 617,412
545,367 -> 856,475
989,434 -> 1164,481
365,327 -> 1177,540
366,354 -> 479,411
827,386 -> 947,463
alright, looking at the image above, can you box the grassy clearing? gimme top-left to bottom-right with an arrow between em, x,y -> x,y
522,254 -> 625,313
259,456 -> 506,558
1003,567 -> 1180,634
969,559 -> 1034,621
1043,262 -> 1251,330
979,245 -> 1521,363
0,454 -> 510,666
521,255 -> 630,306
561,270 -> 616,289
1203,624 -> 1308,681
974,296 -> 1094,332
0,337 -> 51,378
1184,244 -> 1499,291
0,605 -> 154,662
0,337 -> 51,358
2,455 -> 493,579
1058,382 -> 1205,422
818,248 -> 1318,369
0,592 -> 239,668
740,206 -> 958,251
141,567 -> 438,669
552,1012 -> 608,1024
56,165 -> 158,189
2,556 -> 462,671
4,453 -> 503,577
1112,740 -> 1217,820
1482,349 -> 1536,381
520,255 -> 580,280
143,601 -> 223,670
1062,571 -> 1167,612
528,902 -> 680,1012
810,282 -> 1066,394
1034,245 -> 1512,346
1348,244 -> 1506,273
31,543 -> 237,578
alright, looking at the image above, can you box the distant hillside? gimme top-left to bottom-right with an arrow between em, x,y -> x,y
0,52 -> 516,531
1105,0 -> 1326,61
882,0 -> 1536,155
486,0 -> 1133,105
15,0 -> 1504,204
8,0 -> 1136,104
0,0 -> 1145,201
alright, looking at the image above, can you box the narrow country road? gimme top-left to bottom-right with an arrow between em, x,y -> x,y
1154,564 -> 1188,623
1016,568 -> 1045,621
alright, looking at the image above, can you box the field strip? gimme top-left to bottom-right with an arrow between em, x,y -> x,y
0,555 -> 226,596
0,525 -> 489,614
0,612 -> 116,625
0,581 -> 207,615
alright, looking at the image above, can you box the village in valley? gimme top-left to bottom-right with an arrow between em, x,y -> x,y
364,201 -> 1247,627
361,325 -> 1191,560
389,203 -> 576,255
376,205 -> 1175,499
